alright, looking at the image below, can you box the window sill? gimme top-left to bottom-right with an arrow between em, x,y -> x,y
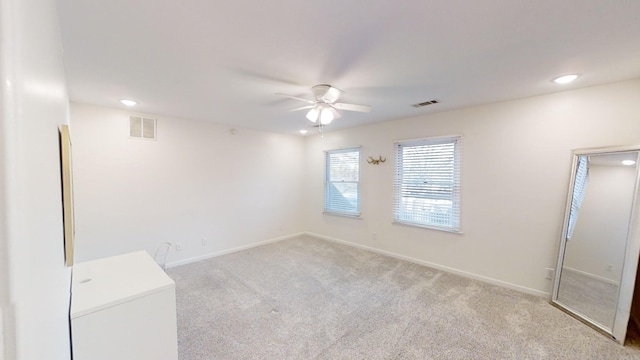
392,221 -> 463,235
323,211 -> 362,219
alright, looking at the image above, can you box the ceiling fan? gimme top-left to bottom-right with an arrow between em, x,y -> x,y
276,84 -> 371,125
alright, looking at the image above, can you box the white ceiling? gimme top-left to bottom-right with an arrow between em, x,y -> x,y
56,1 -> 640,135
589,152 -> 638,167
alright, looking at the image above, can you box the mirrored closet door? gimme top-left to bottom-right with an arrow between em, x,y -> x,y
552,145 -> 640,343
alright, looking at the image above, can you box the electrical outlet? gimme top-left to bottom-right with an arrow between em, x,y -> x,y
201,238 -> 206,246
176,242 -> 183,251
372,233 -> 377,240
545,268 -> 554,280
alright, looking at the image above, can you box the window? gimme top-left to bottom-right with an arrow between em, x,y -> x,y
394,136 -> 461,232
325,148 -> 360,216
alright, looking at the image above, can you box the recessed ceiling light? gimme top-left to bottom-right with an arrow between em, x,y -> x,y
553,74 -> 579,84
120,99 -> 137,106
299,129 -> 308,135
622,160 -> 636,166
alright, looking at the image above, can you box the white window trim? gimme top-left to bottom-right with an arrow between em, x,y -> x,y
392,220 -> 463,234
324,147 -> 361,218
323,211 -> 363,219
393,135 -> 462,233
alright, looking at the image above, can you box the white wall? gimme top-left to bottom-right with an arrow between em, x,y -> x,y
564,164 -> 636,283
70,80 -> 640,298
70,103 -> 305,265
0,0 -> 72,359
304,79 -> 640,296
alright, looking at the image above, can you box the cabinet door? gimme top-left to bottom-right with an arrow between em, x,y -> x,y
72,289 -> 178,360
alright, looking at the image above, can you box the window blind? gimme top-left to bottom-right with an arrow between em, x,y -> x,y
394,136 -> 461,231
325,148 -> 360,216
567,156 -> 589,239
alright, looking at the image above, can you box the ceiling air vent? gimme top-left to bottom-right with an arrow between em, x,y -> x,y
412,99 -> 439,108
129,116 -> 156,140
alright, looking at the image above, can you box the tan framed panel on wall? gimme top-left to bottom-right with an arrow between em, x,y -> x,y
59,125 -> 75,266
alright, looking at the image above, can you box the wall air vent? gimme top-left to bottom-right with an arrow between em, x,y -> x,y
129,116 -> 156,140
412,99 -> 439,108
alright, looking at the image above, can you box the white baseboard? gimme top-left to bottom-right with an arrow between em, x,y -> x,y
306,232 -> 549,298
562,266 -> 620,286
165,232 -> 305,268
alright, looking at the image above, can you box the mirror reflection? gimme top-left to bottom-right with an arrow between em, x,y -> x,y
556,152 -> 638,331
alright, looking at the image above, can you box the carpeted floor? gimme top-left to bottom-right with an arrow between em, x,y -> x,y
167,235 -> 640,359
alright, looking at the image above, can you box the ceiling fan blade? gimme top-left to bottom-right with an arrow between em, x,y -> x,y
321,87 -> 343,103
330,107 -> 342,119
311,84 -> 343,103
333,102 -> 371,112
275,93 -> 315,104
288,105 -> 314,112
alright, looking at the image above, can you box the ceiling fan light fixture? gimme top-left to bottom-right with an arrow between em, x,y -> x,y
306,107 -> 320,122
320,107 -> 334,125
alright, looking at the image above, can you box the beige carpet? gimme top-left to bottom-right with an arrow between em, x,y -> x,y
167,235 -> 640,359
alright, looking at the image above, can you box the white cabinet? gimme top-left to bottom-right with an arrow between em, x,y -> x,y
70,251 -> 178,360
